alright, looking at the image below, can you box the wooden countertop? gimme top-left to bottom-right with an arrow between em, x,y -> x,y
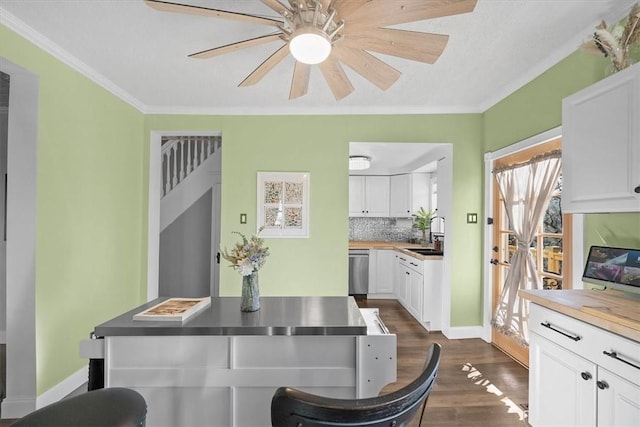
349,241 -> 422,249
519,289 -> 640,343
349,241 -> 443,260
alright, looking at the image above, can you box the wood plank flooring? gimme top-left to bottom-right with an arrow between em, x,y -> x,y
358,299 -> 530,427
0,300 -> 530,426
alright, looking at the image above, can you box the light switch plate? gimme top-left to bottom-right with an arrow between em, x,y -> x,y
240,213 -> 247,224
467,213 -> 478,224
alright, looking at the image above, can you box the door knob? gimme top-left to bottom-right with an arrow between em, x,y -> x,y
580,371 -> 592,381
597,380 -> 609,390
635,185 -> 640,194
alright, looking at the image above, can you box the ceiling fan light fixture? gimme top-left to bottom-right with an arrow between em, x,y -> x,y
289,27 -> 332,64
349,155 -> 371,170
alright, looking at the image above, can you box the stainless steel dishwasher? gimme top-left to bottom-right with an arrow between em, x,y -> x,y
348,249 -> 369,297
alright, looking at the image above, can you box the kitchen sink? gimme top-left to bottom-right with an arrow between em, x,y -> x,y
404,248 -> 443,256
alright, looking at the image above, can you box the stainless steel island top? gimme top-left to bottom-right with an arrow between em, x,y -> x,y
94,296 -> 368,336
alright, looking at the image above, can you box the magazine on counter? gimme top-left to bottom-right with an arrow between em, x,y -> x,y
133,297 -> 211,322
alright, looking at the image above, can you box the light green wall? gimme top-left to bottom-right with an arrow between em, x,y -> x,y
144,115 -> 485,324
483,50 -> 640,274
3,19 -> 638,398
1,25 -> 146,394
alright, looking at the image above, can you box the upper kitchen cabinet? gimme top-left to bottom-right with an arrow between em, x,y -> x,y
349,175 -> 390,217
389,173 -> 430,217
562,63 -> 640,213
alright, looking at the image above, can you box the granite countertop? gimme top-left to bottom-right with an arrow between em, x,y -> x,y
349,241 -> 444,260
519,289 -> 640,342
94,296 -> 367,337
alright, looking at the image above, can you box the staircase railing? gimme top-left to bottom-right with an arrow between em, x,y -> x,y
161,135 -> 221,198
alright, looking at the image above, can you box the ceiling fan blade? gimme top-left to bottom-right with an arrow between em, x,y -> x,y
188,34 -> 283,59
145,0 -> 282,27
290,62 -> 311,99
318,56 -> 354,100
342,28 -> 449,64
239,45 -> 290,87
330,0 -> 371,21
347,0 -> 477,30
260,0 -> 291,15
331,45 -> 401,91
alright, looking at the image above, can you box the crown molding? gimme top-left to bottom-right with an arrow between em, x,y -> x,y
1,2 -> 634,116
0,7 -> 148,113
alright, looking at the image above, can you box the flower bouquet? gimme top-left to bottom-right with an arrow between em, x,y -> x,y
582,3 -> 640,73
222,229 -> 269,311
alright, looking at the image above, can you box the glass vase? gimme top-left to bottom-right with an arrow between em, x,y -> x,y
241,271 -> 260,312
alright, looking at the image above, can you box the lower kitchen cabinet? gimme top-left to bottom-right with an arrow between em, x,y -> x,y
528,303 -> 640,427
394,252 -> 442,331
529,333 -> 597,426
368,249 -> 395,295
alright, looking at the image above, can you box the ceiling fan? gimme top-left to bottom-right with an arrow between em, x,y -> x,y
145,0 -> 477,100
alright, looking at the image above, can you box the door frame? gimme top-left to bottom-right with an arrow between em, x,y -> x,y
0,57 -> 38,418
482,126 -> 585,342
146,131 -> 222,301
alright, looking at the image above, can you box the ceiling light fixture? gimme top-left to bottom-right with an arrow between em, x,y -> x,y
283,1 -> 344,65
349,155 -> 371,170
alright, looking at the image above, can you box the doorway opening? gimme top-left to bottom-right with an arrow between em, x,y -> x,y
147,132 -> 222,301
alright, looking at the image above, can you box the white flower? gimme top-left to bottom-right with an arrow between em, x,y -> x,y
238,258 -> 254,276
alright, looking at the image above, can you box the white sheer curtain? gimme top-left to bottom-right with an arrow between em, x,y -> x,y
492,150 -> 562,345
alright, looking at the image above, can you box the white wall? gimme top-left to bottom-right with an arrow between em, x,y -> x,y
0,104 -> 7,342
0,57 -> 38,418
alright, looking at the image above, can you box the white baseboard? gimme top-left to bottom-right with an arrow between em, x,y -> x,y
1,396 -> 36,419
0,331 -> 5,344
36,366 -> 87,409
442,325 -> 485,340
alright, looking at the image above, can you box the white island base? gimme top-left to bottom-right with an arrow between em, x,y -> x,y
105,334 -> 395,427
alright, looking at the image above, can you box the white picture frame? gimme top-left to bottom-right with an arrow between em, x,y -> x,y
257,172 -> 310,238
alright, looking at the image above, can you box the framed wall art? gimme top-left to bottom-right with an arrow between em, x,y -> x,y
257,172 -> 310,238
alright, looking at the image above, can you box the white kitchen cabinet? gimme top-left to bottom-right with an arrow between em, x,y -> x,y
394,251 -> 443,331
349,176 -> 390,217
421,258 -> 442,330
528,303 -> 640,427
562,62 -> 640,213
597,366 -> 640,427
395,253 -> 410,306
368,249 -> 395,295
529,333 -> 597,427
389,173 -> 430,217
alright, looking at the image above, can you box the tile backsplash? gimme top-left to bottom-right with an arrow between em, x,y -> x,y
349,217 -> 417,242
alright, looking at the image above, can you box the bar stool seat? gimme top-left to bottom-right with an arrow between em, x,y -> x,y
12,387 -> 146,427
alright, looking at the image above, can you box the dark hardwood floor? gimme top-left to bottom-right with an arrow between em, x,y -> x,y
0,300 -> 530,426
358,299 -> 529,427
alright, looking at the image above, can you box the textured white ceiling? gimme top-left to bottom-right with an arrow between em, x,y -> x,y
0,0 -> 635,115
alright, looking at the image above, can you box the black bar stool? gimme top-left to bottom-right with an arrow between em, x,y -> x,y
12,387 -> 146,427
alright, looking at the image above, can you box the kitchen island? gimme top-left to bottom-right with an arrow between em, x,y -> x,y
88,296 -> 396,427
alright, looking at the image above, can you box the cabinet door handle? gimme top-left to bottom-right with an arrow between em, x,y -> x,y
603,350 -> 640,371
597,380 -> 609,390
540,322 -> 582,341
580,371 -> 592,381
634,185 -> 640,194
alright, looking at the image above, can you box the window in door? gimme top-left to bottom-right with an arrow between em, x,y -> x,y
491,137 -> 572,367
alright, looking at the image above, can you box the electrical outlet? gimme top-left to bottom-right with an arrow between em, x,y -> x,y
240,213 -> 247,224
